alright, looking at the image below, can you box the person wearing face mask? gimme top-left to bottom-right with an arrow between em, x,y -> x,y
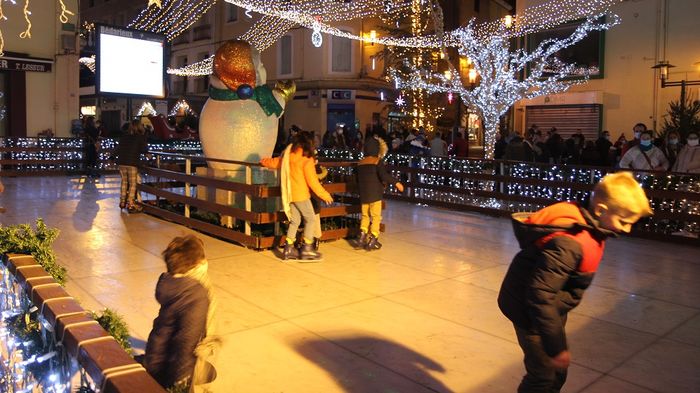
660,130 -> 682,168
621,123 -> 647,157
619,130 -> 669,171
672,132 -> 700,173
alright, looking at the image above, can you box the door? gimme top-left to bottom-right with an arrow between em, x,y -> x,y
100,110 -> 121,135
327,103 -> 355,135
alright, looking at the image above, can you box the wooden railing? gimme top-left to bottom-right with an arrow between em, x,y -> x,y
2,138 -> 697,245
0,253 -> 166,393
138,152 -> 365,249
319,149 -> 700,245
0,137 -> 202,176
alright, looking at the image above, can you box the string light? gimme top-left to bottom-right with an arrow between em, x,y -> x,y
19,0 -> 31,39
168,99 -> 196,117
0,1 -> 6,56
128,0 -> 217,41
390,14 -> 619,158
136,101 -> 157,116
0,1 -> 76,55
57,0 -> 74,24
167,0 -> 625,76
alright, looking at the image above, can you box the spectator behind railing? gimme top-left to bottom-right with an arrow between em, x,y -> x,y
672,132 -> 700,173
595,131 -> 613,167
660,130 -> 683,169
619,130 -> 669,171
612,134 -> 628,166
504,131 -> 534,162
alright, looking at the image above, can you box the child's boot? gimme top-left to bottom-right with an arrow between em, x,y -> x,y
366,234 -> 382,251
282,243 -> 299,261
312,237 -> 321,251
299,242 -> 322,262
354,231 -> 369,250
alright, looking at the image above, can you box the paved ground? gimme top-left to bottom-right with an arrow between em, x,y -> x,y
1,175 -> 699,393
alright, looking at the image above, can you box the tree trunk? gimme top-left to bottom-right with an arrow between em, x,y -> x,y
482,116 -> 499,160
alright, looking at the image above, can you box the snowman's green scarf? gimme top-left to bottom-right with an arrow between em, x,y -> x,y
208,85 -> 283,117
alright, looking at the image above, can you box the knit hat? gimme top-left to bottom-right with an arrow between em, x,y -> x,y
364,137 -> 380,156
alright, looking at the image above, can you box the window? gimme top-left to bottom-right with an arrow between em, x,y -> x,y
195,52 -> 210,93
226,4 -> 238,23
279,35 -> 292,76
331,34 -> 352,73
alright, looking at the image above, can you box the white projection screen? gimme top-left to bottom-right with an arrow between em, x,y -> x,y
96,25 -> 166,98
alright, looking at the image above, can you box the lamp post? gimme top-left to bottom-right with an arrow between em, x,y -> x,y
652,60 -> 700,112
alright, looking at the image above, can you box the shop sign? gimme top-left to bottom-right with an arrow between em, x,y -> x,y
0,56 -> 53,73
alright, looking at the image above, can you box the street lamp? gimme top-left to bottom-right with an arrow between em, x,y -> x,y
652,59 -> 700,117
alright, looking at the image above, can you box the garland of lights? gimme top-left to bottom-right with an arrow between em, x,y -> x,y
0,0 -> 76,55
381,0 -> 446,132
136,101 -> 157,117
168,99 -> 196,117
18,0 -> 31,39
167,0 -> 625,77
239,14 -> 297,53
390,14 -> 620,159
128,0 -> 217,41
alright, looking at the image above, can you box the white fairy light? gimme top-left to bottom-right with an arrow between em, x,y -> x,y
166,0 -> 625,75
390,14 -> 620,159
395,96 -> 406,106
311,27 -> 323,48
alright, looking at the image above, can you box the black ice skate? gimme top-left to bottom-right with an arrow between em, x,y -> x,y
354,232 -> 369,250
299,243 -> 322,262
282,243 -> 299,261
365,235 -> 382,251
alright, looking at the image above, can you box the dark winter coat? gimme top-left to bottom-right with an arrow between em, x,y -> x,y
144,273 -> 209,388
115,134 -> 148,167
357,157 -> 399,203
504,136 -> 534,162
498,202 -> 615,357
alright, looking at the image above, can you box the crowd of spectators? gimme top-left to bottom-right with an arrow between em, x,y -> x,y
498,122 -> 700,173
279,121 -> 699,174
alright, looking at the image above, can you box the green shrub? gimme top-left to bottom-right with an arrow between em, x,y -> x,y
0,218 -> 66,285
91,308 -> 132,355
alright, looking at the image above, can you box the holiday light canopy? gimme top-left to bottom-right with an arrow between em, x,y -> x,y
165,0 -> 626,76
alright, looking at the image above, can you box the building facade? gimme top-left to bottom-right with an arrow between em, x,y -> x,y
514,0 -> 700,140
0,0 -> 80,137
78,0 -> 514,139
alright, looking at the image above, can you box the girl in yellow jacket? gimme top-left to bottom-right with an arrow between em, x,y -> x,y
261,131 -> 333,261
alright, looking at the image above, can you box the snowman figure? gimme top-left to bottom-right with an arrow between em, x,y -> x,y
199,40 -> 295,172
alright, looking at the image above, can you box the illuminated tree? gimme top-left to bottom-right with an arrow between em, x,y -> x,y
391,14 -> 619,158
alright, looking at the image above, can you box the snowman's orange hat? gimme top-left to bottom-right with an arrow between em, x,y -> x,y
213,40 -> 256,90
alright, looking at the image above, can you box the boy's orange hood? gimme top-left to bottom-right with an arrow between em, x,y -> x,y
523,202 -> 587,227
511,202 -> 615,249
